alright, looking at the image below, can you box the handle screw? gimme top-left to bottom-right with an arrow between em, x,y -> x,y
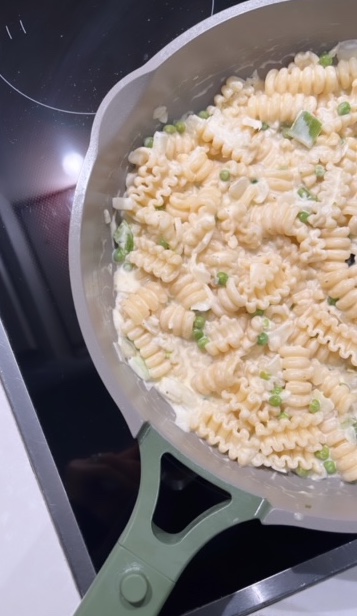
120,571 -> 149,605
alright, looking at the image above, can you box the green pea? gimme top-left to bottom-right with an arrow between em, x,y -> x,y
318,53 -> 333,67
261,121 -> 270,131
159,239 -> 170,250
197,336 -> 209,350
253,309 -> 265,317
314,445 -> 329,461
198,110 -> 210,119
217,272 -> 229,286
175,121 -> 186,134
259,371 -> 271,381
193,329 -> 205,341
269,394 -> 282,407
278,412 -> 290,420
324,460 -> 336,475
113,248 -> 126,263
281,125 -> 293,139
315,164 -> 325,179
327,297 -> 339,306
297,186 -> 317,200
309,399 -> 321,413
219,169 -> 231,182
144,136 -> 154,148
193,316 -> 206,330
337,101 -> 351,116
257,332 -> 269,346
163,124 -> 177,134
272,386 -> 283,395
263,318 -> 270,330
296,466 -> 309,478
298,211 -> 311,224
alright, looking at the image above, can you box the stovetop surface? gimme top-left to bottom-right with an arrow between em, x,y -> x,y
0,2 -> 356,615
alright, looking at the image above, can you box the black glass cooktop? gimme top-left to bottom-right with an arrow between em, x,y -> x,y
0,2 -> 356,615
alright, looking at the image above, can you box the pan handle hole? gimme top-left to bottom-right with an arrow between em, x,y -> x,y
153,453 -> 230,534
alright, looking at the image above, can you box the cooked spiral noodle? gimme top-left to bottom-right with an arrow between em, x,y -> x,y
320,415 -> 357,482
299,162 -> 319,188
121,282 -> 167,325
159,131 -> 199,160
214,75 -> 254,107
258,421 -> 323,455
134,207 -> 183,251
344,199 -> 357,234
319,264 -> 357,319
198,114 -> 255,163
200,239 -> 244,270
246,92 -> 317,123
195,186 -> 223,216
248,201 -> 301,237
159,304 -> 195,339
288,319 -> 345,366
191,355 -> 240,395
290,286 -> 325,317
258,450 -> 323,474
214,277 -> 250,314
121,319 -> 171,379
340,137 -> 357,175
280,345 -> 314,410
265,64 -> 338,96
322,111 -> 357,136
167,185 -> 222,221
221,377 -> 267,416
318,226 -> 352,270
127,159 -> 179,209
169,271 -> 211,311
166,192 -> 196,221
205,315 -> 246,356
234,218 -> 263,250
298,228 -> 326,264
214,257 -> 294,315
192,405 -> 324,472
264,168 -> 296,192
298,305 -> 357,366
191,410 -> 261,465
290,51 -> 319,69
335,269 -> 357,310
128,237 -> 183,282
216,200 -> 248,238
180,147 -> 216,183
182,212 -> 216,256
311,360 -> 357,415
309,168 -> 350,229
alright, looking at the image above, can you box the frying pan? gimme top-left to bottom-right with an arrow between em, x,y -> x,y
69,0 -> 357,614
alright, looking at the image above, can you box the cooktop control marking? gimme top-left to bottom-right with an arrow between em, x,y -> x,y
5,25 -> 12,39
19,19 -> 26,34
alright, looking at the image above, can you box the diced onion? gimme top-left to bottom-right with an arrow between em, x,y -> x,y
336,40 -> 357,61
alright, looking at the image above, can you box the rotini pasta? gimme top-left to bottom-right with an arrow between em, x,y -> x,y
111,44 -> 357,482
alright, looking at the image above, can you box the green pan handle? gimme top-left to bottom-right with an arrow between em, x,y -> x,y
74,424 -> 271,616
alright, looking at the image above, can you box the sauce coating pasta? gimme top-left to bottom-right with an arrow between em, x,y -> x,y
112,47 -> 357,482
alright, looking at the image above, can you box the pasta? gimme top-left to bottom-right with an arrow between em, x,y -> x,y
111,44 -> 357,482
